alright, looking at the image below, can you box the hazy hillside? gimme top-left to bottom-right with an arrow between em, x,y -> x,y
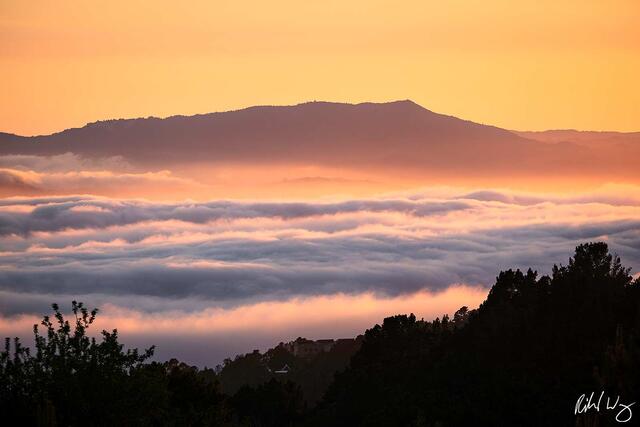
0,100 -> 625,174
2,101 -> 639,199
516,129 -> 640,146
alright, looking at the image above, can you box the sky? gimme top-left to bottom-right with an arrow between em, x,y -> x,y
1,0 -> 639,136
1,1 -> 640,367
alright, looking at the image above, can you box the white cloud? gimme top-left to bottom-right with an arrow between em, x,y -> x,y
0,190 -> 638,317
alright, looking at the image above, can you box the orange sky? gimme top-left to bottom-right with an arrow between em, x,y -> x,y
1,0 -> 639,136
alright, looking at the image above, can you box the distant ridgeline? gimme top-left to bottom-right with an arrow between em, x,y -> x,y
1,242 -> 639,426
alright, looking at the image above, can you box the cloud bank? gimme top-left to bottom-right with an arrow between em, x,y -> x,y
0,190 -> 638,318
1,187 -> 639,364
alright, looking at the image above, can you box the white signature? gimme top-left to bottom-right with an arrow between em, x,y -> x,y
575,391 -> 636,423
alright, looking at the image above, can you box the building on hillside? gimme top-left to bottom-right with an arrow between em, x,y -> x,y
274,364 -> 290,374
283,337 -> 357,358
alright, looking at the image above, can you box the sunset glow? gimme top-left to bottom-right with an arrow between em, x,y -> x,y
1,1 -> 639,370
2,0 -> 640,136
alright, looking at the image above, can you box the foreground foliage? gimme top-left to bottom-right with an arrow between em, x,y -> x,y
0,303 -> 302,426
309,243 -> 640,426
2,242 -> 639,426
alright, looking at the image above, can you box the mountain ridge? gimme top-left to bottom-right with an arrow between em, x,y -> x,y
0,100 -> 514,139
0,100 -> 638,180
2,100 -> 639,139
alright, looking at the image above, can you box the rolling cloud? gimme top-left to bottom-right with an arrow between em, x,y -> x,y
0,197 -> 471,235
1,190 -> 639,318
0,166 -> 200,198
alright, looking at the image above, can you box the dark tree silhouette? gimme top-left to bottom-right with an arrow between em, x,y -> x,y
310,243 -> 640,426
0,302 -> 230,426
231,379 -> 305,427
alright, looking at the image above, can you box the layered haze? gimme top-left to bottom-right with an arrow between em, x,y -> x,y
1,101 -> 639,365
2,101 -> 639,199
